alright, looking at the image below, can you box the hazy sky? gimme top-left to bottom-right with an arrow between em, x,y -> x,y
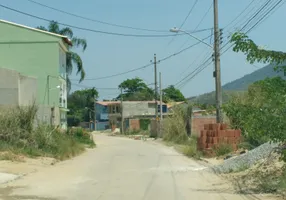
1,0 -> 285,100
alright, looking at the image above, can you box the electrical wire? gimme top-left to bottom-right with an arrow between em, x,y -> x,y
0,4 -> 210,38
224,0 -> 257,29
177,2 -> 213,51
174,0 -> 284,90
70,34 -> 212,81
167,0 -> 199,46
246,0 -> 285,33
26,0 -> 170,33
240,0 -> 272,32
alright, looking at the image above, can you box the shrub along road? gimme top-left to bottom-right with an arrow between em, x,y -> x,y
0,134 -> 277,200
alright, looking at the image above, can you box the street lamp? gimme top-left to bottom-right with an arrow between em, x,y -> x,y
169,27 -> 213,49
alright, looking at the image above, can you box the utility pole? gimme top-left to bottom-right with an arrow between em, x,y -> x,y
213,0 -> 223,123
94,94 -> 97,131
154,54 -> 158,120
159,72 -> 163,121
120,88 -> 124,134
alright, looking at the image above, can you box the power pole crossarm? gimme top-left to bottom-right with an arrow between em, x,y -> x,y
213,0 -> 223,123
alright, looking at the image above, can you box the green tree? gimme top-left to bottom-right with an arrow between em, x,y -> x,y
117,78 -> 154,101
231,32 -> 286,72
224,77 -> 286,146
162,85 -> 185,103
37,21 -> 87,89
68,88 -> 98,124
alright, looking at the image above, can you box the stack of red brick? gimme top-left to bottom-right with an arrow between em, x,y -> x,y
197,123 -> 241,152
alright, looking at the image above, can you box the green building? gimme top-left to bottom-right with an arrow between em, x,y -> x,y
0,19 -> 71,129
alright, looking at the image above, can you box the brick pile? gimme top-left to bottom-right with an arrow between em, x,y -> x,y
197,123 -> 241,153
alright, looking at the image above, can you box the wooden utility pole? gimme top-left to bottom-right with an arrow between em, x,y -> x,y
154,54 -> 158,121
213,0 -> 223,123
159,72 -> 163,121
94,94 -> 97,131
120,88 -> 124,134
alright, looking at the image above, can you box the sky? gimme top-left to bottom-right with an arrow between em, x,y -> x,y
0,0 -> 285,100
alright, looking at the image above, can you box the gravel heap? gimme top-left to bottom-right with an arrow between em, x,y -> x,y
212,142 -> 279,174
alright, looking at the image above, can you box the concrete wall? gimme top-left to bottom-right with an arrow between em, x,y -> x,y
123,102 -> 154,118
0,68 -> 37,106
0,21 -> 63,107
0,68 -> 19,105
0,67 -> 61,127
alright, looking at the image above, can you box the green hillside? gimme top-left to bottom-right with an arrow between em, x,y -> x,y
189,63 -> 285,104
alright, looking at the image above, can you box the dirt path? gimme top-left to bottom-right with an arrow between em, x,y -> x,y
0,134 -> 279,200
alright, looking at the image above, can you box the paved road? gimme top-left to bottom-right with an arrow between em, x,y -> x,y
0,134 -> 272,200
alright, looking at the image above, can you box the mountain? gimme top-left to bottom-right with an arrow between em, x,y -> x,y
189,63 -> 285,104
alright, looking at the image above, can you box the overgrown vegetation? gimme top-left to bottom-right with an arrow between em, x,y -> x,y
224,32 -> 286,196
162,106 -> 189,144
224,77 -> 286,155
161,104 -> 201,159
0,104 -> 95,161
213,144 -> 233,157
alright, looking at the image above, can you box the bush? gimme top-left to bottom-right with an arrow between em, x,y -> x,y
0,104 -> 94,160
66,127 -> 95,148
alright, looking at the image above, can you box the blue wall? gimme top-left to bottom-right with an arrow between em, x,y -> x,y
96,104 -> 108,121
158,105 -> 168,113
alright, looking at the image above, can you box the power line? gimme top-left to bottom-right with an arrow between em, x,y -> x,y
167,0 -> 199,46
0,4 -> 209,38
180,0 -> 283,89
174,0 -> 282,90
177,2 -> 213,51
224,0 -> 257,29
71,34 -> 212,81
26,0 -> 167,33
179,0 -> 200,29
175,56 -> 212,88
246,0 -> 285,33
241,0 -> 272,31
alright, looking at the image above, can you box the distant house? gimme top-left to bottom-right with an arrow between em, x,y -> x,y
95,101 -> 119,130
0,19 -> 72,129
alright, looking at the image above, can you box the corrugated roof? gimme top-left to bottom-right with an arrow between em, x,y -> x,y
0,19 -> 72,46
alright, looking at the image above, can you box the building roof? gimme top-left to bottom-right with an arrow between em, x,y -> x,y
96,101 -> 120,106
0,19 -> 72,46
97,101 -> 166,106
167,101 -> 185,108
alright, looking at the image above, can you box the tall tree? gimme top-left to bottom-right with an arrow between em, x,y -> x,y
117,78 -> 154,101
162,85 -> 185,103
37,21 -> 87,89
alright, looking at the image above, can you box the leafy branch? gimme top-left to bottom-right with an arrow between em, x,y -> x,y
231,32 -> 286,72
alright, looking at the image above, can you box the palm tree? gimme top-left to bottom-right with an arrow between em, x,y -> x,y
37,21 -> 87,90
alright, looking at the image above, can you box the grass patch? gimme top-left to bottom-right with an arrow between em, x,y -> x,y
181,137 -> 202,159
0,151 -> 24,162
0,104 -> 95,161
213,143 -> 233,157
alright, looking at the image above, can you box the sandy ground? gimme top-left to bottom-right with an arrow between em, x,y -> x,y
0,134 -> 280,200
